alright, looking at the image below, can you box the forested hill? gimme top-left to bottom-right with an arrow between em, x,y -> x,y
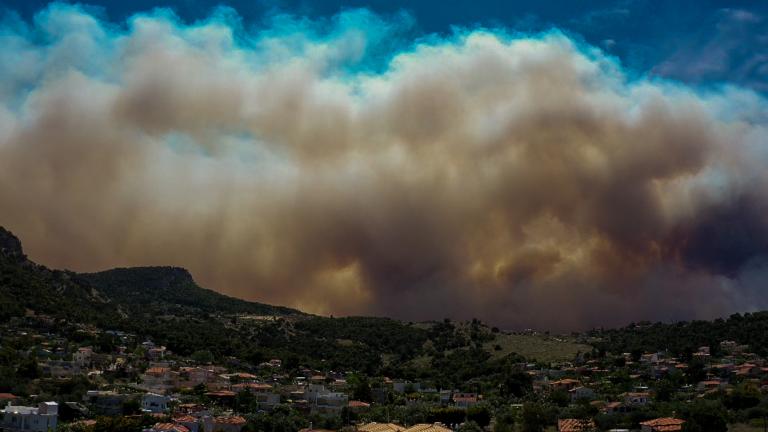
589,313 -> 768,358
0,226 -> 301,324
79,266 -> 299,317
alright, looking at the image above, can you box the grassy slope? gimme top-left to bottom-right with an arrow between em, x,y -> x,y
484,333 -> 591,363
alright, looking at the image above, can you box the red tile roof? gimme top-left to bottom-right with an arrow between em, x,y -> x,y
639,418 -> 685,432
205,391 -> 236,397
152,423 -> 190,432
558,419 -> 596,432
214,416 -> 246,425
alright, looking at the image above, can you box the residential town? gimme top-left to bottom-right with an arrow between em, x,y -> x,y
2,313 -> 767,432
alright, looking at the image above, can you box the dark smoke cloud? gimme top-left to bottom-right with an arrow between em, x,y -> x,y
1,4 -> 768,330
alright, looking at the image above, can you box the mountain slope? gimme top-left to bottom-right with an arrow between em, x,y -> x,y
79,266 -> 299,317
0,227 -> 118,324
0,226 -> 300,324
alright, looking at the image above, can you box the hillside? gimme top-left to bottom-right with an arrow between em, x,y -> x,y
0,226 -> 536,384
0,227 -> 299,320
79,266 -> 299,317
589,314 -> 768,358
0,227 -> 119,324
484,332 -> 591,363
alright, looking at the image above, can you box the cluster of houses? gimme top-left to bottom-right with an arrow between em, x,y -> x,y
5,315 -> 768,432
1,401 -> 59,432
526,341 -> 768,413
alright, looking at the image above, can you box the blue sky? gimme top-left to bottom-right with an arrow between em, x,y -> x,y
3,0 -> 767,91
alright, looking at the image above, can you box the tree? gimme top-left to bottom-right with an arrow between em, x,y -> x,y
467,405 -> 491,428
349,374 -> 372,402
655,378 -> 677,402
121,398 -> 141,415
549,389 -> 570,407
429,407 -> 466,426
17,357 -> 40,379
682,399 -> 728,432
458,421 -> 483,432
501,371 -> 532,397
686,358 -> 707,384
493,407 -> 516,432
522,402 -> 548,432
725,383 -> 761,410
191,350 -> 214,364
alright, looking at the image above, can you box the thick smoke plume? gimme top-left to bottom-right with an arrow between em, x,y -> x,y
1,4 -> 768,330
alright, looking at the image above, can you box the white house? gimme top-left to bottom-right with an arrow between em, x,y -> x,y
303,384 -> 347,415
393,381 -> 421,393
569,386 -> 595,402
142,393 -> 172,413
2,402 -> 58,432
623,392 -> 650,406
74,347 -> 93,368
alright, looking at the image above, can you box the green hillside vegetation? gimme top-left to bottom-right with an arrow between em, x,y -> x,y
590,313 -> 768,358
484,333 -> 591,363
0,227 -> 119,325
80,266 -> 300,317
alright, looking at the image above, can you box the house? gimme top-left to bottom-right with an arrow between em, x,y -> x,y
452,393 -> 480,409
147,346 -> 168,360
41,360 -> 80,379
639,418 -> 685,432
622,392 -> 650,406
357,422 -> 406,432
314,391 -> 348,415
174,416 -> 200,432
439,390 -> 452,405
393,381 -> 421,393
231,383 -> 273,394
142,393 -> 172,413
83,390 -> 130,416
569,387 -> 595,402
603,401 -> 629,414
0,394 -> 19,404
244,390 -> 280,410
179,367 -> 216,388
74,347 -> 93,368
550,379 -> 581,392
403,423 -> 452,432
347,400 -> 371,412
202,415 -> 246,432
175,403 -> 207,416
304,384 -> 348,415
696,380 -> 725,392
142,367 -> 179,394
145,423 -> 190,432
558,418 -> 596,432
640,353 -> 663,363
1,401 -> 58,432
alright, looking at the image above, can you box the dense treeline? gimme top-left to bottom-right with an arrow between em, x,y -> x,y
590,312 -> 768,357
